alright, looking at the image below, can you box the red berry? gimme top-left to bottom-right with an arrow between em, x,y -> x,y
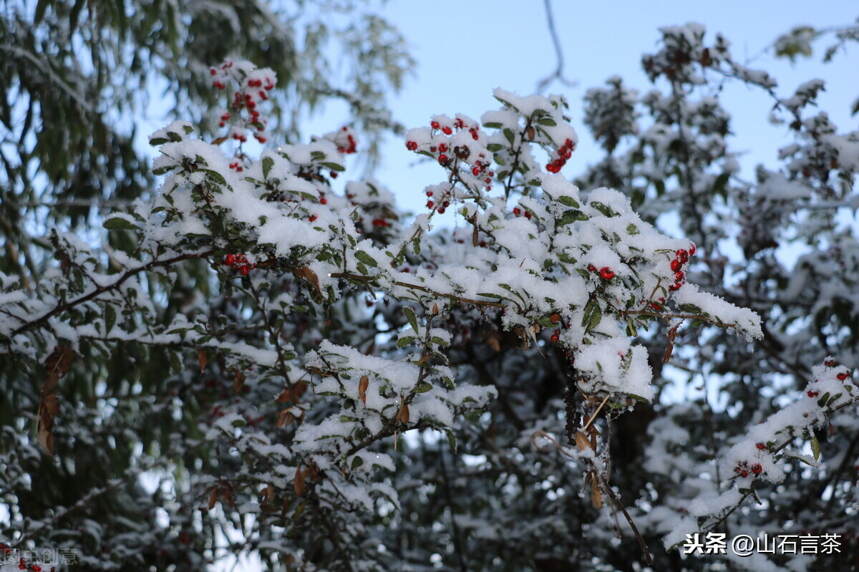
670,259 -> 682,272
439,143 -> 448,152
751,463 -> 763,475
308,215 -> 318,222
689,242 -> 697,256
406,141 -> 418,151
587,264 -> 596,272
426,200 -> 435,209
756,442 -> 767,450
807,390 -> 819,398
472,166 -> 481,176
437,207 -> 446,214
442,126 -> 452,135
837,372 -> 849,381
674,271 -> 685,282
240,265 -> 251,276
225,254 -> 236,266
599,267 -> 615,280
513,207 -> 521,216
210,68 -> 217,76
824,359 -> 837,367
550,330 -> 560,343
740,470 -> 749,478
669,283 -> 681,291
550,313 -> 561,323
430,121 -> 440,129
650,302 -> 662,310
676,249 -> 689,263
524,211 -> 532,219
438,154 -> 449,165
319,197 -> 328,205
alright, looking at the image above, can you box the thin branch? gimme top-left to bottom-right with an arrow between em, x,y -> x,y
9,249 -> 214,337
536,0 -> 577,93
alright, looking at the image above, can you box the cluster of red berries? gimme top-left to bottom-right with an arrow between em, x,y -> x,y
404,116 -> 494,192
332,126 -> 358,154
649,296 -> 667,311
824,358 -> 853,382
224,253 -> 255,276
228,161 -> 244,172
668,243 -> 696,291
587,264 -> 616,281
372,218 -> 391,228
546,138 -> 576,173
512,206 -> 533,219
733,460 -> 763,478
548,313 -> 567,343
210,62 -> 274,146
425,188 -> 452,214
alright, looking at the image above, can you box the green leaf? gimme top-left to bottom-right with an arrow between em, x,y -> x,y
415,381 -> 433,393
811,434 -> 820,461
355,250 -> 378,267
104,305 -> 116,334
503,128 -> 515,144
590,201 -> 618,217
103,216 -> 137,230
558,196 -> 580,208
626,223 -> 639,235
203,169 -> 227,186
537,117 -> 557,126
396,336 -> 415,348
321,161 -> 345,172
625,318 -> 638,337
557,209 -> 589,226
262,156 -> 274,178
403,307 -> 419,333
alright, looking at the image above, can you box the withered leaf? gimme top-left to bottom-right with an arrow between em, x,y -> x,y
207,487 -> 219,510
294,266 -> 322,298
197,349 -> 208,372
358,375 -> 369,405
589,473 -> 603,509
233,369 -> 245,394
293,381 -> 308,401
38,345 -> 75,455
574,430 -> 591,452
397,403 -> 410,424
294,467 -> 305,497
276,409 -> 295,427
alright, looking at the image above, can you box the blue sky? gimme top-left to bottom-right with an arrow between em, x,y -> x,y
320,0 -> 857,215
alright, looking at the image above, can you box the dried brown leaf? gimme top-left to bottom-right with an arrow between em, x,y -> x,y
397,403 -> 410,424
358,375 -> 369,405
294,467 -> 305,497
574,430 -> 591,452
294,266 -> 322,298
198,349 -> 208,372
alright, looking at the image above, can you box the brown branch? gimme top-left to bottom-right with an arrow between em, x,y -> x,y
330,272 -> 505,309
10,249 -> 214,337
